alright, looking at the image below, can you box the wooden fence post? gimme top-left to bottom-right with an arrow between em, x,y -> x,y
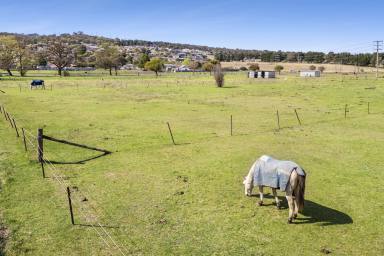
344,104 -> 348,119
2,108 -> 7,120
66,187 -> 75,225
230,115 -> 233,136
40,161 -> 45,178
167,122 -> 176,145
12,118 -> 19,137
37,128 -> 43,162
22,128 -> 27,151
6,113 -> 13,128
368,102 -> 370,114
294,109 -> 302,126
276,110 -> 280,130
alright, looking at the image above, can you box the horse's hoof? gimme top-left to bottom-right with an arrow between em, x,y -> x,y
293,214 -> 297,219
287,218 -> 293,224
258,201 -> 263,206
276,202 -> 281,209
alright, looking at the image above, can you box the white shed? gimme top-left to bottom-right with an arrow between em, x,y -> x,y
248,71 -> 275,79
300,70 -> 320,77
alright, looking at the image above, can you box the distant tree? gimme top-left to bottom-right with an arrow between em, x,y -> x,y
210,59 -> 219,65
137,53 -> 150,68
144,58 -> 164,76
249,63 -> 260,71
126,54 -> 133,64
202,62 -> 214,74
14,36 -> 31,76
318,66 -> 325,73
274,65 -> 284,74
182,58 -> 191,66
189,61 -> 201,73
0,36 -> 17,76
95,44 -> 120,75
35,52 -> 48,66
47,38 -> 73,76
309,65 -> 316,70
286,52 -> 297,62
213,64 -> 224,87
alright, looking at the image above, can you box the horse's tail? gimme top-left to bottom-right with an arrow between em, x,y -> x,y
295,169 -> 306,212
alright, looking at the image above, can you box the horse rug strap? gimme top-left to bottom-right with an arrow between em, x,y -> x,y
252,155 -> 305,192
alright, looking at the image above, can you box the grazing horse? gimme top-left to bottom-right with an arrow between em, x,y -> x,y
30,80 -> 45,90
243,155 -> 306,223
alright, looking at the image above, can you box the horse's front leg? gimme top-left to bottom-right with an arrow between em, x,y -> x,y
272,188 -> 280,209
258,186 -> 264,206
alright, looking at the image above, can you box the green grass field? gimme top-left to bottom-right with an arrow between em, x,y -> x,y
0,71 -> 383,255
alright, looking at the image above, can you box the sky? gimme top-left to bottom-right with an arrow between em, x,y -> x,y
1,0 -> 383,53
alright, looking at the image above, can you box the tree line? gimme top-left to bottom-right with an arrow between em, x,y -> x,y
0,32 -> 381,76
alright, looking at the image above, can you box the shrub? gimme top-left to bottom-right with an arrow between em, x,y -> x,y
239,66 -> 248,71
249,64 -> 260,71
309,65 -> 316,70
274,65 -> 284,74
63,70 -> 70,77
318,66 -> 325,73
213,64 -> 224,87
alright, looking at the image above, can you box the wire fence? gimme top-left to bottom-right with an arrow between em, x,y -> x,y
0,104 -> 128,256
0,97 -> 382,254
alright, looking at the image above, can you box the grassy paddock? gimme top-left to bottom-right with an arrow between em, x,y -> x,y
0,72 -> 383,255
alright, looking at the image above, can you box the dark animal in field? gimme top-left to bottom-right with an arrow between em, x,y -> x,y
30,80 -> 45,89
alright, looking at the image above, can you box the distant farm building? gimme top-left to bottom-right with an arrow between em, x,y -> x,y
300,70 -> 320,77
248,71 -> 275,79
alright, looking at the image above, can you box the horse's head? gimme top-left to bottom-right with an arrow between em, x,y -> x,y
243,176 -> 253,196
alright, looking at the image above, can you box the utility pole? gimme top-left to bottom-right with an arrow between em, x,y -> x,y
373,40 -> 383,78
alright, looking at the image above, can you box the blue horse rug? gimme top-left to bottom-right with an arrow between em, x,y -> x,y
251,155 -> 306,192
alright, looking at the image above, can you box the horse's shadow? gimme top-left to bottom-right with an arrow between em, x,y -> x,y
261,194 -> 353,226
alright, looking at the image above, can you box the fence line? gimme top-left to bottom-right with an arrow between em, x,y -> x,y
23,133 -> 126,255
0,105 -> 127,255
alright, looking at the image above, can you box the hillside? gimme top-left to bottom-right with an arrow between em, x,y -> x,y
0,32 -> 380,67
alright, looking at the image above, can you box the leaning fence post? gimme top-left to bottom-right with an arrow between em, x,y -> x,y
276,110 -> 280,130
2,108 -> 7,120
66,187 -> 75,225
6,113 -> 13,128
22,128 -> 27,151
294,109 -> 302,126
230,115 -> 233,136
12,118 -> 19,137
167,122 -> 176,145
37,128 -> 44,162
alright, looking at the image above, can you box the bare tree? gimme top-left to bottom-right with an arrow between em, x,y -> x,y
0,36 -> 17,76
213,64 -> 224,87
15,36 -> 30,76
47,38 -> 73,76
95,44 -> 121,76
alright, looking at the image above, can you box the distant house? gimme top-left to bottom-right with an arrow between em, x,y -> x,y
36,63 -> 57,70
120,64 -> 135,70
164,64 -> 177,72
175,65 -> 191,72
248,71 -> 275,79
300,70 -> 320,77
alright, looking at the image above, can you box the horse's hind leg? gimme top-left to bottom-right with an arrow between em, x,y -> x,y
293,199 -> 299,219
258,186 -> 264,206
272,188 -> 280,209
286,194 -> 294,223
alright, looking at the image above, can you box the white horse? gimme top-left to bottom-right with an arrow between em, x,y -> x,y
243,155 -> 306,223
